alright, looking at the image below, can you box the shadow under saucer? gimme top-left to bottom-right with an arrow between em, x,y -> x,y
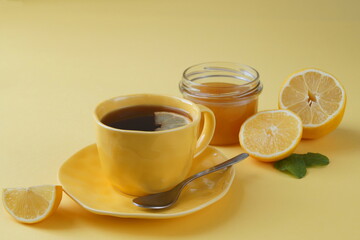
58,144 -> 236,219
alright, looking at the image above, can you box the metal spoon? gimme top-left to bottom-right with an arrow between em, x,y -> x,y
132,153 -> 249,209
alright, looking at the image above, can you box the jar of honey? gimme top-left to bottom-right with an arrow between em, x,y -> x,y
179,62 -> 262,145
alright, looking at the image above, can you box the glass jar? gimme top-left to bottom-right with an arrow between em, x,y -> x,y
179,62 -> 262,145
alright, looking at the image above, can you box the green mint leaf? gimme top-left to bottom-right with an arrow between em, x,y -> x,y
303,153 -> 330,167
274,154 -> 307,179
274,152 -> 330,179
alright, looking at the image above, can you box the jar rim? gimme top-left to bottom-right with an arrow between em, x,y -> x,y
180,62 -> 262,99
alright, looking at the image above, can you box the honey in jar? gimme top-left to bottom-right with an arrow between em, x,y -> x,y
179,62 -> 262,145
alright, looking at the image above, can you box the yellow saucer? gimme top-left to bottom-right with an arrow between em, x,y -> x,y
58,144 -> 235,219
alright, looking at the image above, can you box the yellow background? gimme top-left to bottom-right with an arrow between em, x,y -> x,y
1,0 -> 360,239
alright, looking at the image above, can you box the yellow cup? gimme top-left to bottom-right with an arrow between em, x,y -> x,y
94,94 -> 215,196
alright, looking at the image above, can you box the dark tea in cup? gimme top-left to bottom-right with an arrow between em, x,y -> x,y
101,105 -> 192,131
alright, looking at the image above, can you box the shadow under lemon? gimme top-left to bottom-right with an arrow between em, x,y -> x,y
246,127 -> 360,173
296,127 -> 360,155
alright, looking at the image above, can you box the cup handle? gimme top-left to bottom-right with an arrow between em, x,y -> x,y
194,104 -> 216,157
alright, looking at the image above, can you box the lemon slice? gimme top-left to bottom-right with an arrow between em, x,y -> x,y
279,69 -> 346,139
154,112 -> 191,131
2,185 -> 63,224
239,110 -> 303,162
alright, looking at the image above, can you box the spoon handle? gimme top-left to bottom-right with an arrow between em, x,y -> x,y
182,153 -> 249,186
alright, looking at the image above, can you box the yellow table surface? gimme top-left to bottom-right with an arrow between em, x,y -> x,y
1,0 -> 360,239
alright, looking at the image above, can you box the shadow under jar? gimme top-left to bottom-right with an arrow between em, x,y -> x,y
180,62 -> 263,145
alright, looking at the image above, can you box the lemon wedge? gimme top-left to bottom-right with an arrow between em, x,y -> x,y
154,112 -> 191,131
2,185 -> 62,224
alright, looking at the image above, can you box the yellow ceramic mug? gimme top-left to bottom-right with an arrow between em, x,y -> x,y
94,94 -> 215,196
